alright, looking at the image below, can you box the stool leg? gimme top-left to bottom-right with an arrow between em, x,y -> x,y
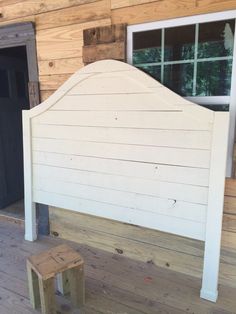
27,262 -> 40,309
67,265 -> 85,308
56,272 -> 70,296
38,277 -> 56,314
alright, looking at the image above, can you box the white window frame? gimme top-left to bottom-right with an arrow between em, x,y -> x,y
127,9 -> 236,177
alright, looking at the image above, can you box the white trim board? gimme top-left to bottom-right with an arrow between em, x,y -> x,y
23,60 -> 229,303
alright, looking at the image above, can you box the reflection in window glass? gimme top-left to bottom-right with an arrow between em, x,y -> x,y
164,63 -> 194,96
133,47 -> 161,64
164,25 -> 195,61
137,65 -> 161,81
0,69 -> 9,98
198,20 -> 234,58
133,29 -> 162,64
15,71 -> 27,98
196,60 -> 232,96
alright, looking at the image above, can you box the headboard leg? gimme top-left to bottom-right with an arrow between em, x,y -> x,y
200,237 -> 220,302
200,112 -> 229,303
25,201 -> 37,241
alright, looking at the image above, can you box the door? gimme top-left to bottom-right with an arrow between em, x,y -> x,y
0,55 -> 29,208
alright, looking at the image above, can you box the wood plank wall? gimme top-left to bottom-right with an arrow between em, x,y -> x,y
0,0 -> 235,101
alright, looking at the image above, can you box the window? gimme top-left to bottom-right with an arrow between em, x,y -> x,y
132,20 -> 234,108
127,10 -> 236,176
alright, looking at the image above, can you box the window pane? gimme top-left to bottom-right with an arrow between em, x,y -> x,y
198,20 -> 235,58
133,29 -> 162,64
0,69 -> 9,98
164,63 -> 194,96
133,47 -> 161,64
138,65 -> 161,81
164,25 -> 195,61
196,60 -> 232,96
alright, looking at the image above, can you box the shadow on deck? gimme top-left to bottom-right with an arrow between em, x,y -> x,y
0,220 -> 235,314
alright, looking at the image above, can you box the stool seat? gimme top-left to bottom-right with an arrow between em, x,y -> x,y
27,244 -> 85,314
28,244 -> 83,280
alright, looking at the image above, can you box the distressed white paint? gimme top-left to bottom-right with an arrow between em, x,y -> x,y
200,113 -> 229,302
23,111 -> 37,241
23,60 -> 229,302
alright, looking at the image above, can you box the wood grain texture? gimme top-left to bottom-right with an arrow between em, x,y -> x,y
111,0 -> 197,25
28,244 -> 84,279
111,0 -> 236,25
39,74 -> 71,91
195,0 -> 236,14
0,0 -> 100,23
111,0 -> 160,9
224,196 -> 236,215
225,178 -> 236,197
83,41 -> 125,63
223,214 -> 236,232
35,0 -> 111,30
83,23 -> 126,45
36,18 -> 111,61
38,57 -> 83,76
40,90 -> 54,102
1,220 -> 236,314
49,206 -> 236,288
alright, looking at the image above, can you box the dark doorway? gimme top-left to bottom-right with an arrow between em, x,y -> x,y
0,45 -> 30,212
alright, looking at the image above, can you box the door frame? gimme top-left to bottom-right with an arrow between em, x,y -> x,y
0,22 -> 39,108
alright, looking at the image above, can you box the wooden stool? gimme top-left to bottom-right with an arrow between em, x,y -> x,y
27,244 -> 85,314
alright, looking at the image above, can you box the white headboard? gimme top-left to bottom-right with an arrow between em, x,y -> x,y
23,60 -> 229,302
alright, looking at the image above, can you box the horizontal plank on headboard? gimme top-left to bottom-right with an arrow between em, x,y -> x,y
33,151 -> 210,186
33,177 -> 207,222
33,164 -> 208,204
33,110 -> 212,130
50,94 -> 186,111
32,124 -> 212,150
34,190 -> 205,240
32,138 -> 210,168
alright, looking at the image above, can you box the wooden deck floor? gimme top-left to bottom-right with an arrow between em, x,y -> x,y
0,220 -> 236,314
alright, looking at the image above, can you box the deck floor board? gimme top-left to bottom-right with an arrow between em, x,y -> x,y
0,220 -> 235,314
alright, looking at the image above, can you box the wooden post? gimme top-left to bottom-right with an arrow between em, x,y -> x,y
200,112 -> 229,302
23,110 -> 37,241
27,262 -> 40,309
38,277 -> 56,314
56,272 -> 70,295
67,265 -> 85,308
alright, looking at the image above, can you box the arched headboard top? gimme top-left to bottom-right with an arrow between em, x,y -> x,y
23,60 -> 229,303
29,60 -> 213,124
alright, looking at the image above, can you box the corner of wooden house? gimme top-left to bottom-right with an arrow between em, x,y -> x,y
1,1 -> 236,313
